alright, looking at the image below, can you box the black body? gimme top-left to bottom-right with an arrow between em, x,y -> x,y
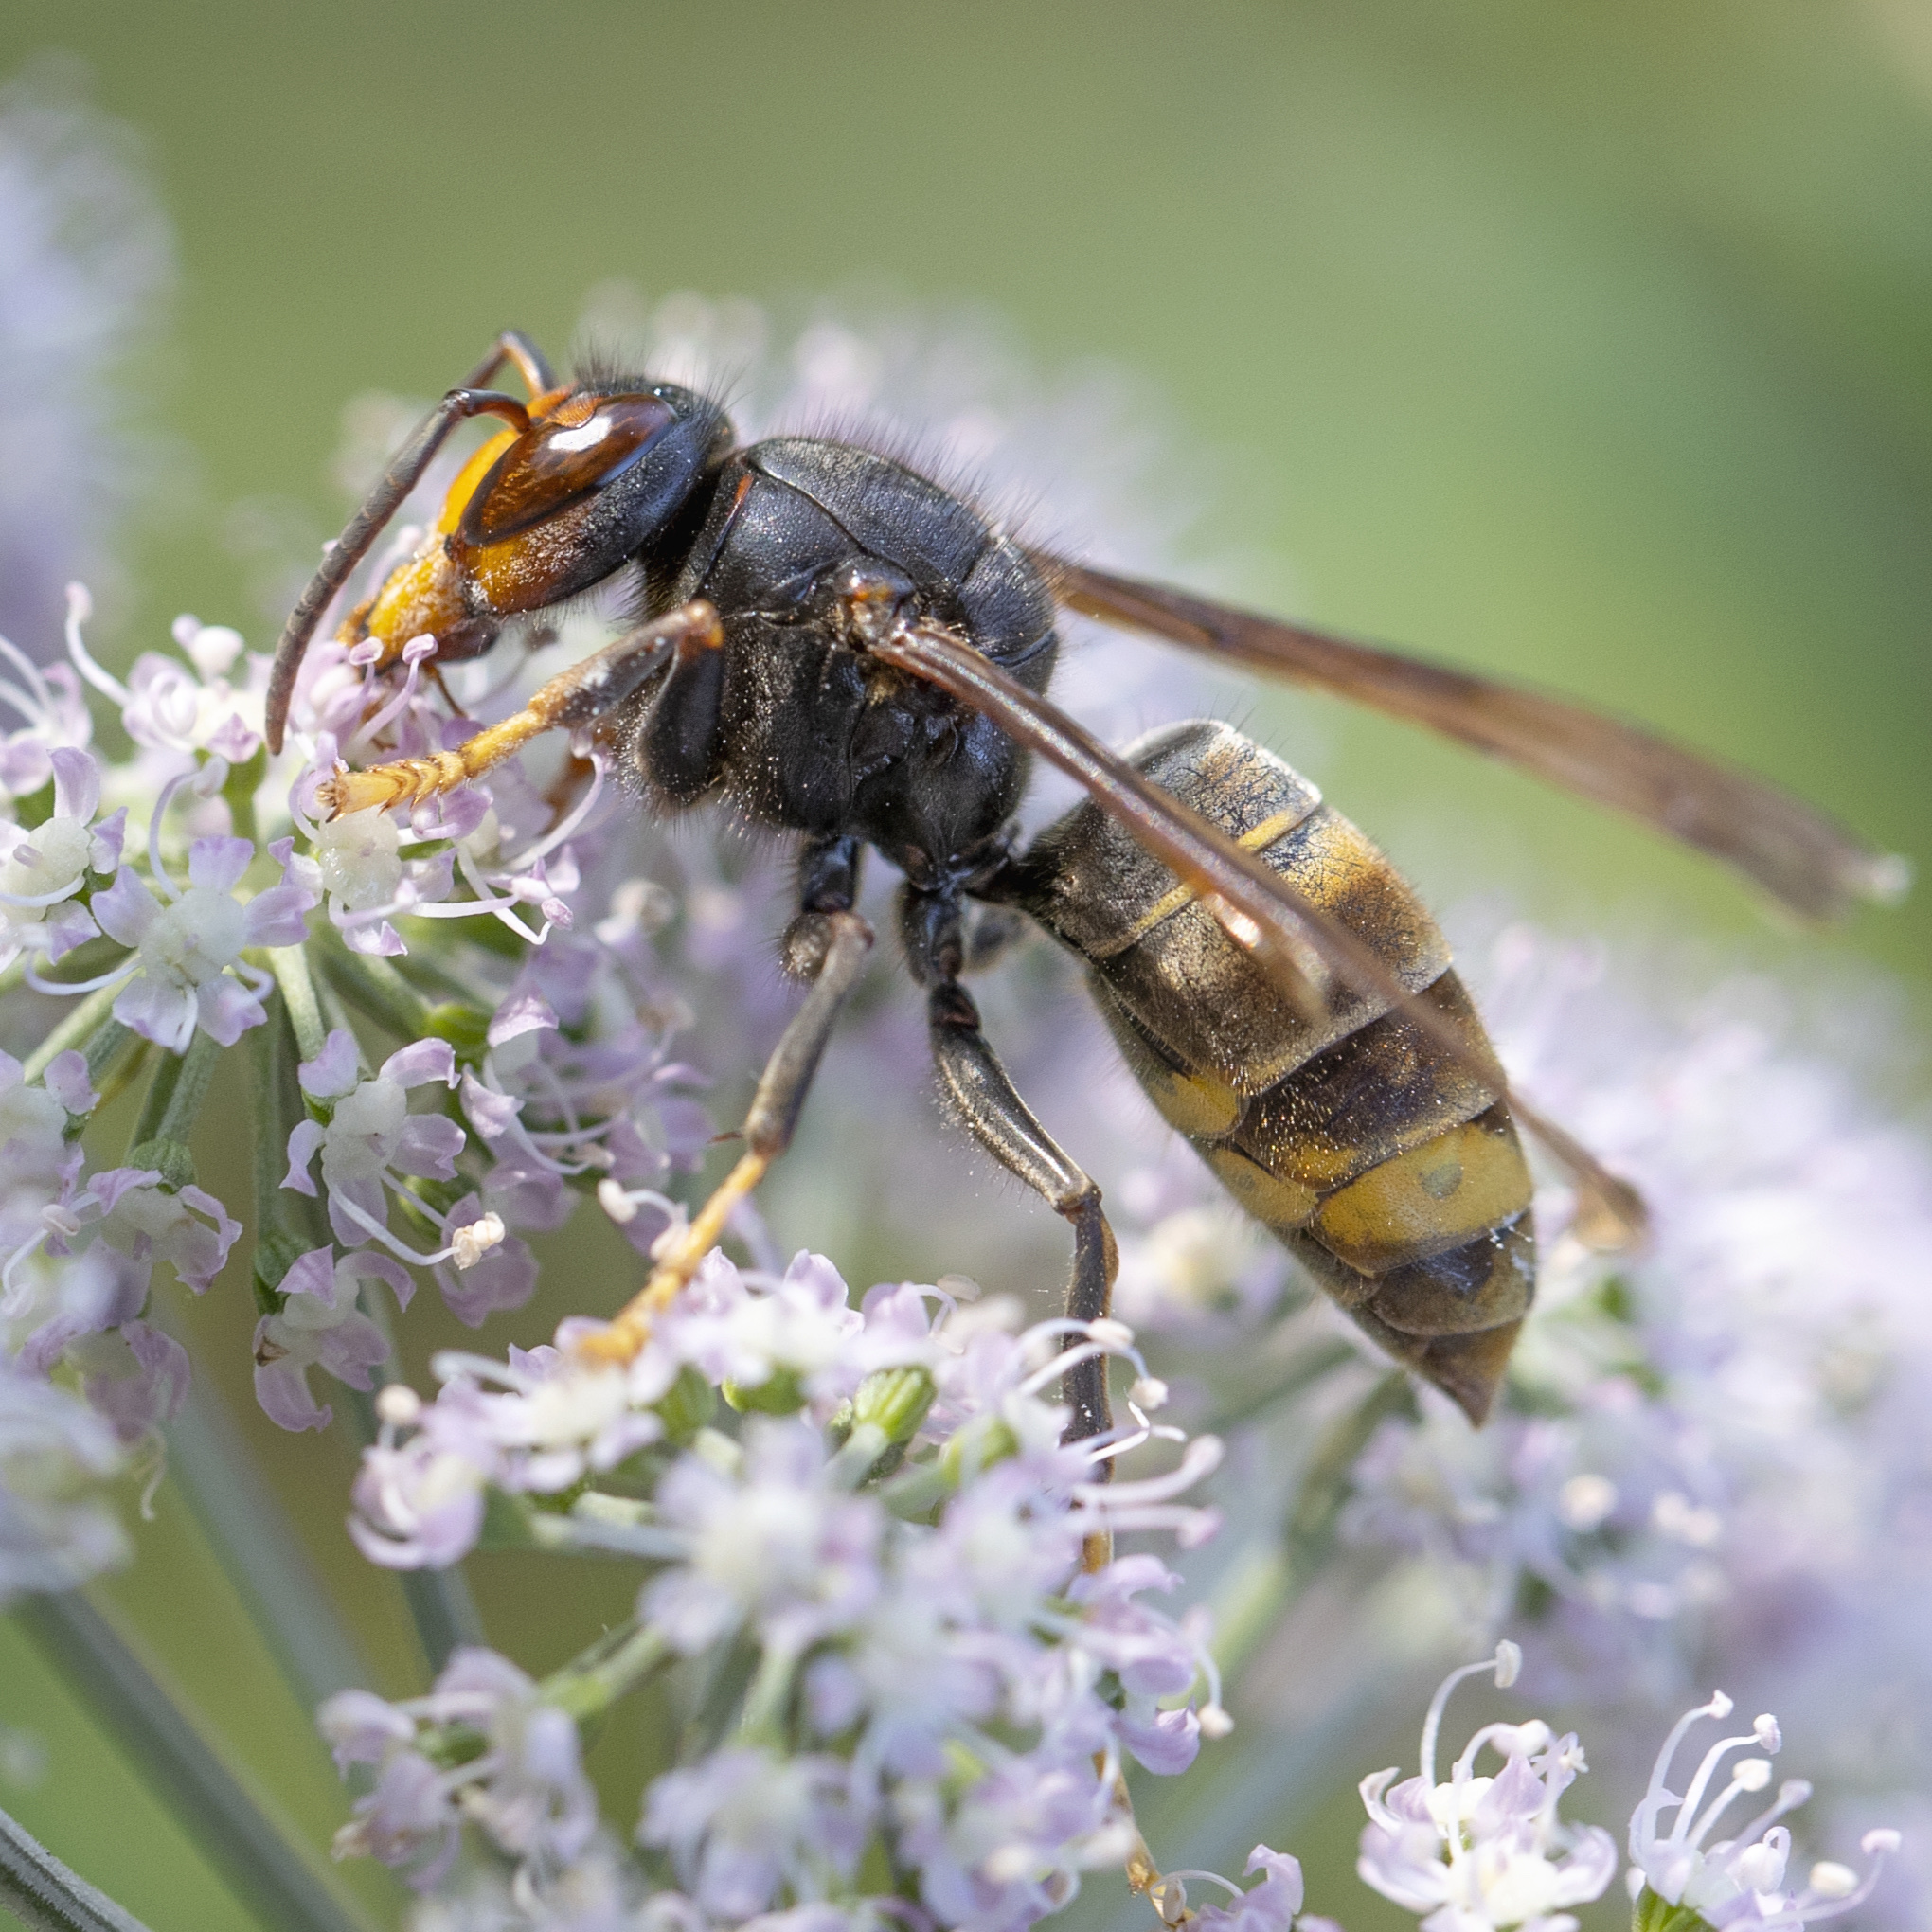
620,434 -> 1057,896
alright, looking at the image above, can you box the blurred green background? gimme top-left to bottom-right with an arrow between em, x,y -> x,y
1,3 -> 1928,1927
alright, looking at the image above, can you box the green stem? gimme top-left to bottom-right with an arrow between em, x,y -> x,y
130,1029 -> 220,1149
0,1798 -> 152,1932
21,982 -> 125,1085
122,1030 -> 222,1190
247,989 -> 331,1302
419,1619 -> 671,1769
313,928 -> 491,1062
14,1593 -> 373,1932
538,1619 -> 671,1725
735,1640 -> 799,1746
313,933 -> 434,1045
264,945 -> 328,1064
80,1022 -> 141,1112
222,748 -> 266,850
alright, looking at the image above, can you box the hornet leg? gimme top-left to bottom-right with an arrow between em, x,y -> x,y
903,885 -> 1119,1453
927,978 -> 1119,1447
579,907 -> 875,1365
319,599 -> 723,817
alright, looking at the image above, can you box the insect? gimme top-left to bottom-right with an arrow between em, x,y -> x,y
264,329 -> 1903,1440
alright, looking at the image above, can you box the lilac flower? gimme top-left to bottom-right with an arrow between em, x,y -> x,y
0,631 -> 92,800
347,1335 -> 677,1570
251,1244 -> 403,1432
1628,1693 -> 1900,1931
1322,926 -> 1932,1880
0,1047 -> 88,1188
283,1030 -> 477,1266
5,1164 -> 240,1380
1355,1644 -> 1617,1932
347,1384 -> 495,1571
431,1194 -> 536,1327
65,591 -> 268,766
641,1748 -> 864,1919
65,1317 -> 189,1444
321,1646 -> 603,1888
0,1157 -> 230,1410
286,1030 -> 462,1221
327,1251 -> 1229,1924
292,726 -> 598,958
298,783 -> 455,958
643,1419 -> 885,1655
0,745 -> 123,969
464,936 -> 710,1250
0,1357 -> 127,1602
121,617 -> 267,764
76,810 -> 315,1049
651,1251 -> 886,1409
1151,1848 -> 1336,1932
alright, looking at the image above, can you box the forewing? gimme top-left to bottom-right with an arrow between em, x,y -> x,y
1043,558 -> 1905,923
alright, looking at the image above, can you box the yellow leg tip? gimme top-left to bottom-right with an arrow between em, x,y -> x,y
574,1322 -> 647,1366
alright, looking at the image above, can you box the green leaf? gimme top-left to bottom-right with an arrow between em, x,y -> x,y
1633,1885 -> 1711,1932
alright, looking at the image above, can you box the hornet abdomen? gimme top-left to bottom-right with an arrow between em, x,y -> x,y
1015,720 -> 1533,1422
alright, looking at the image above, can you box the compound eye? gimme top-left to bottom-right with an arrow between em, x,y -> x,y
458,392 -> 677,547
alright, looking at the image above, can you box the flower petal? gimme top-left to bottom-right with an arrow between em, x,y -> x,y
195,972 -> 265,1046
91,868 -> 159,947
486,990 -> 557,1048
43,1050 -> 98,1117
299,1029 -> 361,1100
380,1039 -> 456,1090
187,836 -> 254,895
48,747 -> 98,825
113,973 -> 195,1052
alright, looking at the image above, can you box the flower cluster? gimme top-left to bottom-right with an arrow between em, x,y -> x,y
1355,1643 -> 1616,1932
0,555 -> 715,1587
321,1254 -> 1239,1929
1626,1691 -> 1900,1931
1349,1648 -> 1900,1932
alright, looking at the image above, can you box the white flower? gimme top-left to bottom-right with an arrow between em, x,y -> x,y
1628,1693 -> 1900,1929
1357,1645 -> 1617,1932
